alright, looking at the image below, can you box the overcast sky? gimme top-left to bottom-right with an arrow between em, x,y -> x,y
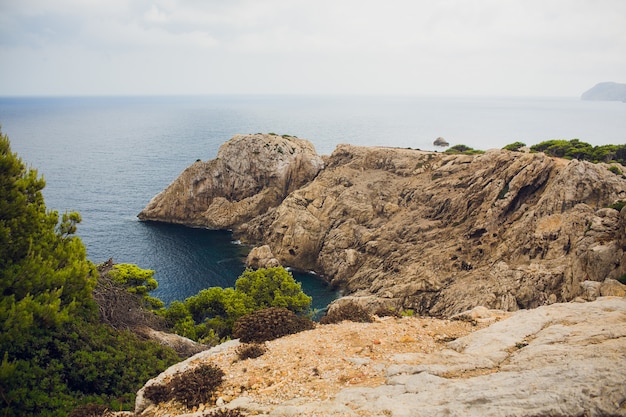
1,0 -> 624,97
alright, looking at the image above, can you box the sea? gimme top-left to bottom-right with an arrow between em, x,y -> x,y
1,95 -> 625,311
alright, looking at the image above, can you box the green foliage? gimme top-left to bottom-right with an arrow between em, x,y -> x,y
235,267 -> 312,313
144,364 -> 225,408
617,274 -> 626,285
530,139 -> 626,164
502,141 -> 526,152
608,165 -> 623,175
444,144 -> 485,155
0,130 -> 180,416
608,200 -> 626,212
497,182 -> 510,200
232,307 -> 314,343
107,263 -> 163,308
163,267 -> 312,343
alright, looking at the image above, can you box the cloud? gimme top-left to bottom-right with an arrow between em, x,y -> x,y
0,0 -> 625,95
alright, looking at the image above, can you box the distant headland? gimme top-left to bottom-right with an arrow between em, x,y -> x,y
581,81 -> 626,102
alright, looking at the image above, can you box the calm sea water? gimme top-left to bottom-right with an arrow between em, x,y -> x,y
1,95 -> 625,309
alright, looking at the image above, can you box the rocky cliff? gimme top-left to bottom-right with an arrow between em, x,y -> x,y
138,134 -> 324,228
139,134 -> 626,316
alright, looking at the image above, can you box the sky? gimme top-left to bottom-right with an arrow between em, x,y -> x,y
0,0 -> 625,97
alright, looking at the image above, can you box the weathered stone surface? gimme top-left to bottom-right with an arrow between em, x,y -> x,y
240,146 -> 626,316
246,244 -> 281,269
141,137 -> 626,316
138,134 -> 323,228
135,297 -> 626,417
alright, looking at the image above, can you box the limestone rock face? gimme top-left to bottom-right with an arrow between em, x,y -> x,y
239,146 -> 626,315
138,134 -> 324,228
245,245 -> 280,269
141,137 -> 626,316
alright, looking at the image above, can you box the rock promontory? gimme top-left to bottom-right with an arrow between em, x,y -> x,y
581,81 -> 626,102
139,134 -> 626,316
138,134 -> 324,228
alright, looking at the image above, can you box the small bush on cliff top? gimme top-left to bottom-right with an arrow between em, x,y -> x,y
444,144 -> 485,155
232,307 -> 314,343
144,363 -> 225,408
502,141 -> 526,152
236,343 -> 267,360
320,302 -> 373,324
530,139 -> 626,164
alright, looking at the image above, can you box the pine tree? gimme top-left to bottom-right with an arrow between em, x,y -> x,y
0,129 -> 180,416
0,130 -> 97,351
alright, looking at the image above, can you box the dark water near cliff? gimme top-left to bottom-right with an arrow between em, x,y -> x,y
1,95 -> 625,309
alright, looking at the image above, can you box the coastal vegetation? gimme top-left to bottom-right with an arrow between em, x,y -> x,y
0,131 -> 180,416
500,139 -> 626,165
0,129 -> 314,415
162,266 -> 312,344
529,139 -> 626,164
444,144 -> 485,155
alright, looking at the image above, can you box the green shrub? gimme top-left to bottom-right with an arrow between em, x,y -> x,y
608,165 -> 623,175
609,200 -> 626,212
617,274 -> 626,285
232,307 -> 314,343
444,144 -> 485,155
163,267 -> 313,343
530,139 -> 626,164
320,302 -> 373,324
502,141 -> 526,152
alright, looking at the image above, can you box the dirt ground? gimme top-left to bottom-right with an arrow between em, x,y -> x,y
144,312 -> 508,416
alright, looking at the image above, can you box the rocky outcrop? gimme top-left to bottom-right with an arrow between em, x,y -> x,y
433,137 -> 449,147
239,145 -> 626,316
141,135 -> 626,316
138,134 -> 324,228
135,297 -> 626,416
582,81 -> 626,102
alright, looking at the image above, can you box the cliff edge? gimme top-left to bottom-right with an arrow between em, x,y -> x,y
138,134 -> 323,228
139,135 -> 626,316
135,297 -> 626,416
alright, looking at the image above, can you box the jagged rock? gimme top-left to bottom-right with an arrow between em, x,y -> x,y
239,146 -> 626,316
137,327 -> 206,358
433,136 -> 449,147
141,138 -> 626,316
601,278 -> 626,297
138,134 -> 324,228
246,245 -> 280,269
